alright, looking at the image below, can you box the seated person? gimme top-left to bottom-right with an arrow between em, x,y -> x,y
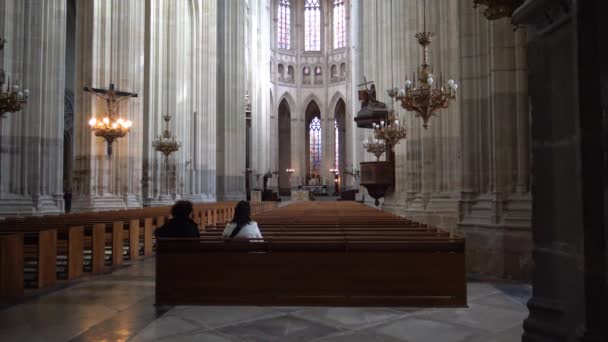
222,201 -> 263,241
155,200 -> 200,238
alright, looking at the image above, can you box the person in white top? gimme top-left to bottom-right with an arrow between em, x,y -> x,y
222,201 -> 264,241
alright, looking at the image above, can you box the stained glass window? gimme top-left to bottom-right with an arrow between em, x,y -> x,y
278,0 -> 291,49
309,116 -> 322,175
305,0 -> 321,51
334,120 -> 339,172
333,0 -> 345,49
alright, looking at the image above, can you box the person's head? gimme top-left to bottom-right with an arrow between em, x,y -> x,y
232,200 -> 251,225
171,200 -> 193,220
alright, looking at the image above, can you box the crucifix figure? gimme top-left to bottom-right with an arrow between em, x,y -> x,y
84,83 -> 138,117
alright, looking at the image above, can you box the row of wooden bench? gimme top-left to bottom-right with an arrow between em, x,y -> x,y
156,201 -> 467,307
0,201 -> 277,302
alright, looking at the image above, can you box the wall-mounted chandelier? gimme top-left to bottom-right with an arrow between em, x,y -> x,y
85,83 -> 136,156
372,111 -> 407,147
395,1 -> 458,129
363,135 -> 386,161
473,0 -> 524,20
0,38 -> 29,118
152,114 -> 181,159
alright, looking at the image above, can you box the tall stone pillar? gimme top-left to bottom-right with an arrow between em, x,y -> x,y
514,0 -> 608,340
143,0 -> 217,205
72,0 -> 145,211
0,0 -> 66,216
249,0 -> 272,191
217,0 -> 246,201
457,0 -> 532,281
361,0 -> 461,225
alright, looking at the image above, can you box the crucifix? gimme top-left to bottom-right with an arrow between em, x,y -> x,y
84,83 -> 138,156
357,76 -> 379,106
357,76 -> 375,91
84,83 -> 138,118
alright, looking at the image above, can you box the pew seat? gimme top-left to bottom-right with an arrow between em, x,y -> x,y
156,238 -> 466,307
156,202 -> 466,307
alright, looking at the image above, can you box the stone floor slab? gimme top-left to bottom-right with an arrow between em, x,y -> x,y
372,317 -> 484,342
292,307 -> 404,330
129,315 -> 203,342
416,302 -> 527,334
168,305 -> 284,329
217,315 -> 342,342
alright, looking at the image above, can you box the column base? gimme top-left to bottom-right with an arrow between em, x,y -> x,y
0,194 -> 63,217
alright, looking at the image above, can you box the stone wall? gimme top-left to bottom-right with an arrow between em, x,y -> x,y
143,0 -> 218,205
269,0 -> 355,192
0,0 -> 66,216
216,0 -> 246,201
514,0 -> 608,339
357,0 -> 532,281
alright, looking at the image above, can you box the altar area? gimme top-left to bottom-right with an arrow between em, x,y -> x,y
298,184 -> 328,195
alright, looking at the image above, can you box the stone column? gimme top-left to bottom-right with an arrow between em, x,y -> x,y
250,0 -> 272,191
457,0 -> 532,281
0,0 -> 66,216
217,0 -> 246,201
143,0 -> 217,206
72,0 -> 145,211
513,0 -> 608,340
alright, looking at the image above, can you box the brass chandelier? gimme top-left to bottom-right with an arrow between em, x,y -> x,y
152,114 -> 181,159
473,0 -> 524,20
0,38 -> 30,118
373,111 -> 407,147
86,83 -> 136,156
363,135 -> 386,161
394,1 -> 458,129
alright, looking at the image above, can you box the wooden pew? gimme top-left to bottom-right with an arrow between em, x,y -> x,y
0,230 -> 58,289
156,237 -> 466,307
0,233 -> 24,300
156,201 -> 466,307
0,200 -> 277,302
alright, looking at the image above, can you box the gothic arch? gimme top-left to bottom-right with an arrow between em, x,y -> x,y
328,91 -> 345,117
278,91 -> 296,113
305,100 -> 322,183
278,98 -> 292,195
333,98 -> 347,190
302,93 -> 322,115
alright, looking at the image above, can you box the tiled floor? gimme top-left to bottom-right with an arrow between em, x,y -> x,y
0,258 -> 530,342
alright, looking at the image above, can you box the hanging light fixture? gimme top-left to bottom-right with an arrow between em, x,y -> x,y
363,135 -> 386,161
372,112 -> 407,147
472,0 -> 524,20
152,114 -> 181,159
85,19 -> 136,156
0,38 -> 30,118
85,83 -> 136,156
395,0 -> 458,129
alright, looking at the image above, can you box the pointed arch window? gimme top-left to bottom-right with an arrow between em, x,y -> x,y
309,116 -> 322,176
334,120 -> 340,171
278,0 -> 291,49
333,0 -> 345,49
305,0 -> 321,51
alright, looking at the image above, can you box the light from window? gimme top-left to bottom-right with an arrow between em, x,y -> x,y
278,0 -> 291,49
309,116 -> 322,176
305,0 -> 321,51
333,0 -> 345,49
334,120 -> 339,172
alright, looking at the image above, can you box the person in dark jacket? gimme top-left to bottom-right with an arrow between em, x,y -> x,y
154,200 -> 200,238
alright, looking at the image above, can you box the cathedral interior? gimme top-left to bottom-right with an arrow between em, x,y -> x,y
0,0 -> 606,341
